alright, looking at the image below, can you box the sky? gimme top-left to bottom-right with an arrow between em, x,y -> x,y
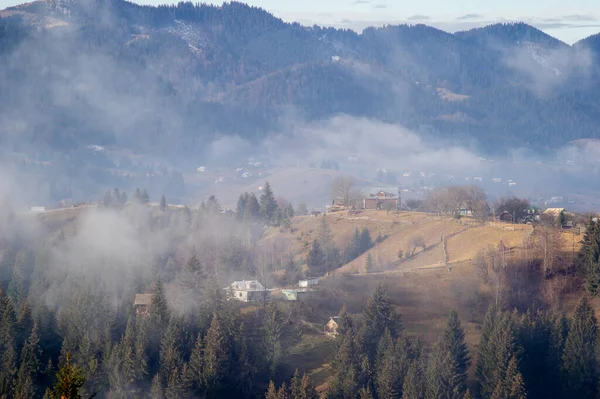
1,0 -> 599,43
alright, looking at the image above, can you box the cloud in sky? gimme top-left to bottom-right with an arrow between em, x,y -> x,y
373,4 -> 386,9
407,14 -> 430,21
350,0 -> 370,4
456,13 -> 484,20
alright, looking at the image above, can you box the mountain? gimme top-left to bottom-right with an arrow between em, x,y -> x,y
2,0 -> 600,165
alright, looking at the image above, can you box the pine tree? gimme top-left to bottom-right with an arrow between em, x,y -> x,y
363,284 -> 402,359
317,216 -> 340,275
359,228 -> 373,253
0,295 -> 18,397
47,353 -> 86,399
402,360 -> 426,399
263,301 -> 285,377
203,314 -> 230,397
359,386 -> 375,399
150,373 -> 164,399
133,188 -> 142,204
476,311 -> 522,399
16,300 -> 34,353
577,219 -> 600,296
562,296 -> 599,398
260,181 -> 279,224
160,195 -> 167,212
290,369 -> 318,399
159,318 -> 182,388
365,253 -> 374,273
475,305 -> 497,397
431,310 -> 470,399
490,356 -> 526,399
236,193 -> 248,221
234,323 -> 256,397
13,324 -> 41,399
149,279 -> 170,334
265,380 -> 278,399
186,333 -> 204,396
141,189 -> 150,204
306,240 -> 325,277
375,329 -> 401,399
244,193 -> 261,222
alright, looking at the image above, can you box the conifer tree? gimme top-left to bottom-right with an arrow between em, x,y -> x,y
365,253 -> 374,273
490,356 -> 526,399
47,353 -> 87,399
16,300 -> 34,353
402,360 -> 426,399
160,195 -> 167,212
186,333 -> 204,396
203,314 -> 230,397
430,310 -> 470,399
317,216 -> 340,274
265,380 -> 278,399
141,189 -> 150,204
475,305 -> 497,396
375,329 -> 401,399
0,294 -> 18,397
476,311 -> 522,398
577,219 -> 600,295
290,369 -> 318,399
150,373 -> 164,399
363,284 -> 402,359
359,228 -> 373,253
306,240 -> 325,277
562,296 -> 598,398
263,301 -> 285,377
260,182 -> 279,224
134,188 -> 142,204
159,318 -> 183,388
236,193 -> 248,220
149,279 -> 170,349
359,386 -> 375,399
234,322 -> 256,397
244,193 -> 261,222
13,324 -> 41,399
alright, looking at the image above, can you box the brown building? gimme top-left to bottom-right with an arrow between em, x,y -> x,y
324,316 -> 340,337
134,293 -> 152,316
363,191 -> 399,210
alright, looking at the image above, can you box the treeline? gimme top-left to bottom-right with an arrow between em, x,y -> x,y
305,217 -> 374,276
235,182 -> 295,227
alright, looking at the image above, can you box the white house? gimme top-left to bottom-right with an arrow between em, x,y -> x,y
226,280 -> 271,302
299,278 -> 320,288
29,206 -> 46,213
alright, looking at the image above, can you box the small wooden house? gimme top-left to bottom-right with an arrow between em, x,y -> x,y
226,280 -> 271,302
134,293 -> 152,316
324,316 -> 340,337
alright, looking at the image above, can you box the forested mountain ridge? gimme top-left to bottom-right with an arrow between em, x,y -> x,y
1,0 -> 600,157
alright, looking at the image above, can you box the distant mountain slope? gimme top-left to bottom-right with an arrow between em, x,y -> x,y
1,0 -> 600,158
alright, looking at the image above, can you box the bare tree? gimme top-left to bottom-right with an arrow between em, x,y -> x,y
534,226 -> 563,278
409,235 -> 426,256
330,176 -> 360,208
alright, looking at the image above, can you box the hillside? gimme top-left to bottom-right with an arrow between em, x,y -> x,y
1,0 -> 600,162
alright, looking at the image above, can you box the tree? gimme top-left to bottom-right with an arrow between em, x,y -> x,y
365,253 -> 374,273
260,182 -> 279,224
402,360 -> 426,399
317,216 -> 340,275
203,314 -> 230,397
405,199 -> 422,211
141,189 -> 150,204
263,301 -> 285,377
494,197 -> 530,223
363,284 -> 402,359
409,236 -> 426,257
236,193 -> 248,220
562,296 -> 599,398
133,188 -> 142,204
46,353 -> 88,399
0,293 -> 18,397
14,324 -> 41,399
427,311 -> 470,399
290,369 -> 318,399
244,193 -> 261,222
490,356 -> 526,399
359,228 -> 373,253
150,373 -> 164,399
185,334 -> 203,396
577,219 -> 600,296
160,195 -> 167,212
306,240 -> 325,277
330,176 -> 358,207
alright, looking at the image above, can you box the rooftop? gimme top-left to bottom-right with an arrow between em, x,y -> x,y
134,293 -> 152,306
230,280 -> 266,291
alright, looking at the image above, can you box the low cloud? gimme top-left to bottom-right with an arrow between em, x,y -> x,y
374,4 -> 387,9
456,14 -> 484,21
350,0 -> 370,4
407,15 -> 431,21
